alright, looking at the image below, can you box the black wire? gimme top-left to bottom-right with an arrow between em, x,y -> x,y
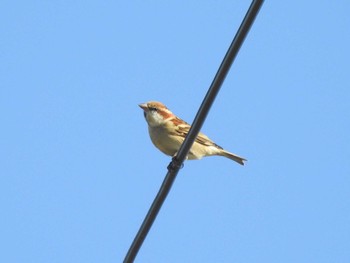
124,1 -> 264,262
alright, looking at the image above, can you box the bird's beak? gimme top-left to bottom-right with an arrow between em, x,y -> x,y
138,103 -> 148,111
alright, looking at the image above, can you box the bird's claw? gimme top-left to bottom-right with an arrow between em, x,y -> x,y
167,157 -> 184,171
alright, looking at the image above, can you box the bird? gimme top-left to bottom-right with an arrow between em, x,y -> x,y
139,101 -> 246,165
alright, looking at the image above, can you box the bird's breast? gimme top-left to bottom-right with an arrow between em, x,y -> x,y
148,126 -> 182,156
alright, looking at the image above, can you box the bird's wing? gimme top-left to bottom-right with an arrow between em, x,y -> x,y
171,118 -> 222,149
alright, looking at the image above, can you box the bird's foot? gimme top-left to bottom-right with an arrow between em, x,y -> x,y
167,157 -> 184,171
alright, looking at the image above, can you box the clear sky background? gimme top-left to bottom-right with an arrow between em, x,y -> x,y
1,1 -> 349,262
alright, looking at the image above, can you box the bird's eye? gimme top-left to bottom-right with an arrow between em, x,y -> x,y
149,107 -> 157,112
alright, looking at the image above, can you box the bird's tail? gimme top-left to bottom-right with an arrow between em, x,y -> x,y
220,150 -> 247,165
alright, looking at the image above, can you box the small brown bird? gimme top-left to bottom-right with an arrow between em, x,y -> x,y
139,101 -> 246,165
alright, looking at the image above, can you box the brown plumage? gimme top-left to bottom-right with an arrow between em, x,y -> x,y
139,101 -> 246,165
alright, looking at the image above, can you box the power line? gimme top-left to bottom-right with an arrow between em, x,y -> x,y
124,1 -> 264,262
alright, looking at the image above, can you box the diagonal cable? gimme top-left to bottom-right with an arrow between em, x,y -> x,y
124,1 -> 264,262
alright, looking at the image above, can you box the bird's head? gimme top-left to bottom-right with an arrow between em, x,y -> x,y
138,101 -> 174,127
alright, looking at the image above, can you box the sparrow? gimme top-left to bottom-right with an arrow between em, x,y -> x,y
139,101 -> 246,165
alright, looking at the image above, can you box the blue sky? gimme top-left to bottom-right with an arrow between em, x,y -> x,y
1,1 -> 349,262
